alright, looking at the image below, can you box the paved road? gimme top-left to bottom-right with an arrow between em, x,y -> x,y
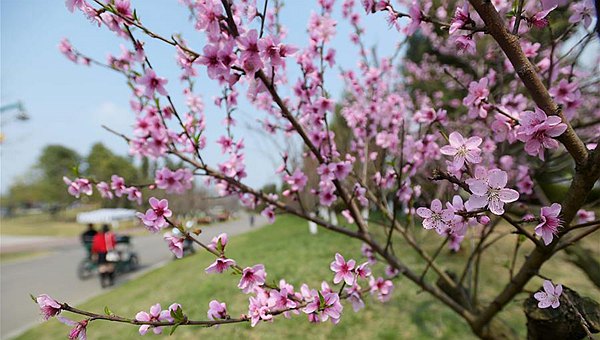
0,214 -> 265,339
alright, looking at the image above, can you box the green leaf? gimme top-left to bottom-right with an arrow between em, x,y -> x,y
317,291 -> 326,308
30,294 -> 37,303
169,324 -> 180,336
170,308 -> 185,323
104,306 -> 112,316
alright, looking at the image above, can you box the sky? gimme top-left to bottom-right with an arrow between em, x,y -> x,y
0,0 -> 400,194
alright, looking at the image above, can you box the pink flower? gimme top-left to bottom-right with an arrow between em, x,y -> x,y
534,280 -> 562,309
319,181 -> 337,206
455,35 -> 476,54
463,78 -> 490,118
207,300 -> 228,320
110,175 -> 127,197
345,285 -> 365,312
65,0 -> 85,13
330,253 -> 356,285
355,262 -> 371,279
238,29 -> 264,74
58,38 -> 78,63
284,169 -> 308,192
63,177 -> 93,198
96,181 -> 113,199
57,317 -> 88,340
465,169 -> 520,215
207,233 -> 229,253
248,294 -> 272,327
261,205 -> 276,223
416,199 -> 454,234
154,167 -> 193,194
576,209 -> 596,224
37,294 -> 62,320
369,276 -> 394,302
569,0 -> 594,28
303,291 -> 343,324
136,197 -> 172,233
405,1 -> 422,35
135,304 -> 172,335
267,288 -> 297,315
528,6 -> 556,29
238,264 -> 267,293
449,2 -> 470,34
440,132 -> 482,168
535,203 -> 562,245
125,186 -> 142,205
517,108 -> 567,160
137,69 -> 168,98
163,232 -> 184,258
205,257 -> 236,274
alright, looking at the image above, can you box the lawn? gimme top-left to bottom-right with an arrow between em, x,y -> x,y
19,215 -> 598,339
1,208 -> 138,237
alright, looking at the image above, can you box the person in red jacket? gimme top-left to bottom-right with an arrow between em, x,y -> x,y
92,224 -> 117,288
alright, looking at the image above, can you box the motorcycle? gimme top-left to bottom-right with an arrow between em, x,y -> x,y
77,234 -> 140,280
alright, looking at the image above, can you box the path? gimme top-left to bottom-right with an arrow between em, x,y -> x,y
0,214 -> 265,339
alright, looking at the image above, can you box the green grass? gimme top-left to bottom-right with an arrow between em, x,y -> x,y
0,251 -> 49,263
18,215 -> 598,339
1,209 -> 139,237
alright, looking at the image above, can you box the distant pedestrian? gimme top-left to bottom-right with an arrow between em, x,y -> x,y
80,224 -> 97,259
91,224 -> 117,288
250,214 -> 255,227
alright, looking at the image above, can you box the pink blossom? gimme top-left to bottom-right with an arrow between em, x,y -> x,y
569,0 -> 594,28
57,317 -> 88,340
110,175 -> 127,197
207,300 -> 228,320
463,78 -> 490,118
207,233 -> 228,253
330,253 -> 356,285
238,264 -> 267,293
63,177 -> 93,198
416,199 -> 454,234
303,290 -> 343,324
267,288 -> 297,315
248,294 -> 272,327
135,304 -> 172,335
535,203 -> 562,245
125,186 -> 142,205
369,276 -> 394,302
517,108 -> 567,160
58,38 -> 78,63
534,280 -> 562,309
528,6 -> 556,29
576,209 -> 596,224
455,35 -> 476,54
238,29 -> 264,74
65,0 -> 85,13
308,13 -> 337,44
319,181 -> 337,207
450,2 -> 470,34
37,294 -> 62,320
154,167 -> 193,194
205,257 -> 236,274
440,132 -> 482,168
345,285 -> 365,312
96,181 -> 113,199
284,169 -> 308,192
465,169 -> 520,215
163,232 -> 184,258
261,205 -> 276,224
137,69 -> 168,98
136,197 -> 172,233
405,2 -> 422,35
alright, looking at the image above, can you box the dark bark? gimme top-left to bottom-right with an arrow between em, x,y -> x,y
524,286 -> 600,339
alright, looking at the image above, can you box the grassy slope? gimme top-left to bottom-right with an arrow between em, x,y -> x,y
19,215 -> 598,339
